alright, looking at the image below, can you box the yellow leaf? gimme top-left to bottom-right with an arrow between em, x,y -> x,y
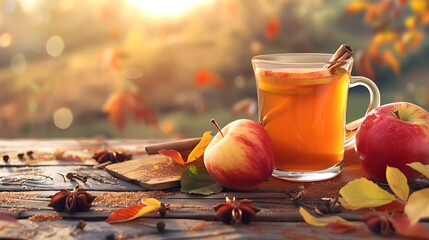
299,207 -> 354,227
345,0 -> 369,14
339,178 -> 396,209
338,197 -> 361,210
409,0 -> 427,13
187,131 -> 212,163
142,198 -> 161,207
382,50 -> 400,74
386,166 -> 409,202
405,188 -> 429,224
407,162 -> 429,179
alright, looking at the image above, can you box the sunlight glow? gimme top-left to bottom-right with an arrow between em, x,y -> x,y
128,0 -> 208,17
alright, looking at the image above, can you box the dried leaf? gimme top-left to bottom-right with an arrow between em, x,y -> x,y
326,221 -> 360,234
375,199 -> 405,212
180,164 -> 223,195
105,200 -> 160,224
345,0 -> 368,14
404,188 -> 429,224
299,207 -> 354,227
187,131 -> 212,164
386,166 -> 409,202
390,214 -> 429,239
195,69 -> 225,89
407,162 -> 429,179
265,17 -> 279,40
381,50 -> 400,74
158,149 -> 186,166
339,178 -> 396,209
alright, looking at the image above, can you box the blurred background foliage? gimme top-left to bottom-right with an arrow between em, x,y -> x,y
0,0 -> 428,139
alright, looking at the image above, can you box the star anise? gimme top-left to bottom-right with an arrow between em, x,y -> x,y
360,212 -> 394,235
213,197 -> 260,225
48,185 -> 96,213
92,150 -> 132,164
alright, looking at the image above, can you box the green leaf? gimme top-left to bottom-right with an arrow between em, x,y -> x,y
180,164 -> 223,195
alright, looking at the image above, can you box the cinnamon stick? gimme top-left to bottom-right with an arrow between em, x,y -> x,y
145,138 -> 201,155
323,44 -> 354,73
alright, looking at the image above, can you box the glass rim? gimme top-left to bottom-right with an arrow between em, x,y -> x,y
252,53 -> 354,65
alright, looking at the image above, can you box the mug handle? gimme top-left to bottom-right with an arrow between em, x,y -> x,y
345,76 -> 381,147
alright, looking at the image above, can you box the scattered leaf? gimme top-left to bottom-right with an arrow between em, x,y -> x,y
407,162 -> 429,179
187,131 -> 212,164
158,149 -> 186,166
375,199 -> 405,212
265,17 -> 279,40
404,188 -> 429,224
390,214 -> 429,239
181,165 -> 223,195
299,207 -> 355,227
106,198 -> 161,223
339,178 -> 395,209
326,221 -> 360,234
386,166 -> 409,202
195,69 -> 225,89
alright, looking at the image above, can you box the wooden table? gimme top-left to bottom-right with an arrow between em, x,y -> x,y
0,139 -> 427,239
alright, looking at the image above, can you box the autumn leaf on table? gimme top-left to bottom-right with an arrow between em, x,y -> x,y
181,164 -> 223,195
103,92 -> 157,131
386,166 -> 409,202
195,69 -> 225,89
390,214 -> 429,239
405,188 -> 429,225
407,162 -> 429,179
299,207 -> 360,234
159,131 -> 212,165
339,178 -> 395,209
106,198 -> 161,224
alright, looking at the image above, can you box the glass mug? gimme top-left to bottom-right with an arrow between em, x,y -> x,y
252,53 -> 380,182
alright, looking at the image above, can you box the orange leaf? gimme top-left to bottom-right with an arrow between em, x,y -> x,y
265,17 -> 279,40
390,214 -> 429,239
103,92 -> 157,130
345,0 -> 369,14
187,131 -> 212,164
395,40 -> 407,55
159,149 -> 186,166
382,49 -> 400,74
106,198 -> 161,224
326,221 -> 360,234
375,199 -> 405,212
195,69 -> 225,89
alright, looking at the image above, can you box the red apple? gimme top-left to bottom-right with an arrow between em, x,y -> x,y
203,119 -> 275,190
355,102 -> 429,182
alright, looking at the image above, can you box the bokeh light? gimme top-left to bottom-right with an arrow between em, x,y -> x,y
10,54 -> 27,74
46,35 -> 65,57
53,108 -> 74,129
0,32 -> 12,47
415,86 -> 429,106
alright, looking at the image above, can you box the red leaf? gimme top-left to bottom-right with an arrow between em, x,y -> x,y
0,213 -> 17,222
105,204 -> 145,223
375,199 -> 405,212
195,69 -> 225,89
390,215 -> 429,239
326,221 -> 360,234
103,92 -> 157,130
265,17 -> 279,40
158,149 -> 186,166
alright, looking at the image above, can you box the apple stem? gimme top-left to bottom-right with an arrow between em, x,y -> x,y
210,118 -> 224,138
392,108 -> 400,119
